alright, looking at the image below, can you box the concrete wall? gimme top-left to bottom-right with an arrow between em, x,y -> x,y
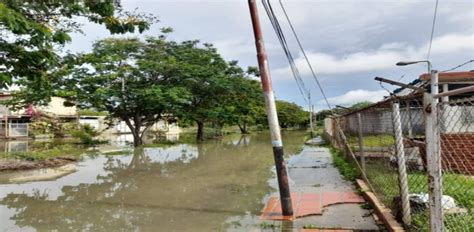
37,97 -> 77,116
324,117 -> 334,137
441,105 -> 474,133
115,120 -> 181,134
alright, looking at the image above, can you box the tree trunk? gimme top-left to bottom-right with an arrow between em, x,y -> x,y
196,121 -> 204,141
238,123 -> 249,134
124,118 -> 143,147
133,124 -> 143,147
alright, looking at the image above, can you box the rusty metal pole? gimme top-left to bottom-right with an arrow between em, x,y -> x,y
248,0 -> 293,216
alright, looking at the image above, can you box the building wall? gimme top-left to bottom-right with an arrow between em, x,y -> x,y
324,117 -> 333,137
114,120 -> 181,134
37,97 -> 77,116
442,105 -> 474,133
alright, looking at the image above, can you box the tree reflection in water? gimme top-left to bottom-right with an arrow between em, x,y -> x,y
0,131 -> 306,231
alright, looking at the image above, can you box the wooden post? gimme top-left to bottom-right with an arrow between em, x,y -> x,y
424,70 -> 443,231
357,113 -> 366,172
392,102 -> 411,225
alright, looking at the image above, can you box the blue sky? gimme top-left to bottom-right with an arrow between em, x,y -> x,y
65,0 -> 474,111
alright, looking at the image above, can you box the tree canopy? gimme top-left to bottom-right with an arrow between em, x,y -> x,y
276,100 -> 309,129
0,0 -> 155,104
63,37 -> 189,147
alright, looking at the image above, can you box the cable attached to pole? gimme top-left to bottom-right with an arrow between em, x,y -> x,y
279,0 -> 332,110
262,0 -> 309,104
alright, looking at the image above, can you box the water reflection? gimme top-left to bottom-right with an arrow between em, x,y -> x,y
0,131 -> 306,231
0,140 -> 29,152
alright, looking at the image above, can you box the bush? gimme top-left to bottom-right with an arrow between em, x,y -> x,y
71,124 -> 100,144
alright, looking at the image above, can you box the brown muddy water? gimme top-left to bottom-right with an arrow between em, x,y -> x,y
0,131 -> 307,232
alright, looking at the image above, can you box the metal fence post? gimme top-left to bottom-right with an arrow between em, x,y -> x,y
424,70 -> 443,231
357,113 -> 366,172
405,100 -> 413,138
392,102 -> 411,226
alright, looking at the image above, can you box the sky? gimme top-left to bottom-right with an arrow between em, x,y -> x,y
66,0 -> 474,111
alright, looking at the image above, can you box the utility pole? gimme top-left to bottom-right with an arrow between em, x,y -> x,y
248,0 -> 293,216
309,93 -> 314,137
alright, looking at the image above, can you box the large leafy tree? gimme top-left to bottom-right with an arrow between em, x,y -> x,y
276,100 -> 309,128
166,41 -> 232,141
63,37 -> 189,147
224,64 -> 265,134
0,0 -> 155,104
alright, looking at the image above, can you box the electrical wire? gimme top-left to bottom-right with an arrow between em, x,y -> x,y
441,60 -> 474,73
279,0 -> 332,110
262,0 -> 309,104
426,0 -> 439,60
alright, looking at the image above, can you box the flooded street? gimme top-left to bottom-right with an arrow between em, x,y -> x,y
0,131 -> 307,231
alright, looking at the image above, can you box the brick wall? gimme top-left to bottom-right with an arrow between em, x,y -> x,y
441,133 -> 474,175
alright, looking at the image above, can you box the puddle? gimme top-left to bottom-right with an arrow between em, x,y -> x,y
0,131 -> 306,231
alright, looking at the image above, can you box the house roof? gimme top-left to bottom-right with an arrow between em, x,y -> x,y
419,71 -> 474,83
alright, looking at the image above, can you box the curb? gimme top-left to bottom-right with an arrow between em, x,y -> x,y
356,179 -> 405,232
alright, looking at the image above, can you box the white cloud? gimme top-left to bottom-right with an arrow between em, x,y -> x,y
213,38 -> 280,61
274,33 -> 474,76
322,89 -> 387,106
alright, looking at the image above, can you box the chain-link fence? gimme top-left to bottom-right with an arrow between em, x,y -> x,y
437,95 -> 473,231
324,74 -> 473,231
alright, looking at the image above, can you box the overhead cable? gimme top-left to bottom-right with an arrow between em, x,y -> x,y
426,0 -> 439,60
262,0 -> 309,104
279,0 -> 332,109
441,60 -> 474,73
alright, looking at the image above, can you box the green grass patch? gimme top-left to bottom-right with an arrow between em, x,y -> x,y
303,224 -> 317,229
365,160 -> 474,231
0,144 -> 87,161
348,134 -> 395,148
103,150 -> 132,156
260,221 -> 280,229
328,146 -> 360,181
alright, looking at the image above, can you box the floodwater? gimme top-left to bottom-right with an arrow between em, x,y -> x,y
0,131 -> 307,232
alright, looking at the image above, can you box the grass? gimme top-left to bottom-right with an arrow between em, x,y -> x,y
328,146 -> 360,181
102,150 -> 132,156
326,143 -> 473,231
302,224 -> 317,229
365,160 -> 474,231
260,222 -> 280,229
348,134 -> 395,148
0,144 -> 87,161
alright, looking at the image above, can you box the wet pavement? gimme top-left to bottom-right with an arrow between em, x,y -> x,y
265,146 -> 381,231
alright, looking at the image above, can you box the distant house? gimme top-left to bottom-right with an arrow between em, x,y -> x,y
111,118 -> 181,135
0,94 -> 78,138
0,92 -> 181,139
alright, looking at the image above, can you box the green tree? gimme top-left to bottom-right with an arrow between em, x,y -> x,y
276,100 -> 309,128
165,41 -> 233,141
0,0 -> 155,104
350,101 -> 372,110
225,63 -> 265,134
64,37 -> 189,147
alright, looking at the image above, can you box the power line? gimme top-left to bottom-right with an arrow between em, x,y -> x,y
441,60 -> 474,73
426,0 -> 439,60
262,0 -> 309,104
279,0 -> 332,110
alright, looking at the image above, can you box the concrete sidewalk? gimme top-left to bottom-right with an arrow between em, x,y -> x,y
263,146 -> 381,231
